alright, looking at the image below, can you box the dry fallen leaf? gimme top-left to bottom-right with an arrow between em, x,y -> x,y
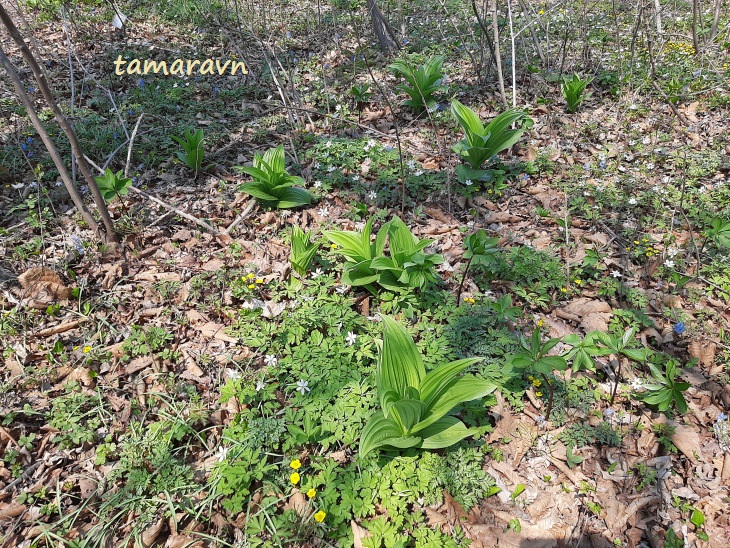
195,321 -> 238,343
18,266 -> 71,308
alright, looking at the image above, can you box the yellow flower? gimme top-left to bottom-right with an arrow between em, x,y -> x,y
290,459 -> 302,470
247,273 -> 255,279
535,391 -> 543,397
307,488 -> 317,498
537,319 -> 544,327
82,345 -> 92,353
633,240 -> 639,245
533,379 -> 542,387
255,278 -> 264,284
314,510 -> 326,522
248,284 -> 255,289
330,243 -> 337,249
574,279 -> 582,285
560,287 -> 568,293
538,9 -> 544,14
528,375 -> 534,381
290,472 -> 300,485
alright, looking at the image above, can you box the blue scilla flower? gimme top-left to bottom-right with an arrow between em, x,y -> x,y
20,143 -> 27,151
213,86 -> 219,94
599,160 -> 606,169
583,162 -> 591,171
129,109 -> 134,116
137,78 -> 145,88
718,412 -> 728,422
113,132 -> 118,140
27,137 -> 33,144
28,86 -> 35,93
27,152 -> 33,158
673,322 -> 685,335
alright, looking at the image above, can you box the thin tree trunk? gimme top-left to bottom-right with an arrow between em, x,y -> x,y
0,46 -> 101,236
692,0 -> 699,54
710,0 -> 721,41
654,0 -> 662,34
366,0 -> 400,54
516,0 -> 545,65
490,0 -> 508,106
0,3 -> 118,243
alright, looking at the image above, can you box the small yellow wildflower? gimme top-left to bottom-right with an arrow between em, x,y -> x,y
633,240 -> 639,245
307,488 -> 317,499
574,279 -> 582,285
528,375 -> 534,381
537,319 -> 544,327
330,243 -> 337,249
535,391 -> 543,397
82,345 -> 92,353
538,9 -> 545,14
247,273 -> 255,279
255,278 -> 264,284
290,472 -> 300,485
533,379 -> 542,387
314,510 -> 326,523
560,287 -> 568,293
290,459 -> 302,470
248,284 -> 255,289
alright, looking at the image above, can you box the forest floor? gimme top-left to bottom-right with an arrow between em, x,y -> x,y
1,1 -> 730,547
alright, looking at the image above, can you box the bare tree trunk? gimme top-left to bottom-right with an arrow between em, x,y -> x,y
490,0 -> 508,106
0,46 -> 101,236
691,0 -> 699,54
516,0 -> 545,65
0,3 -> 118,243
653,0 -> 662,34
710,0 -> 721,41
366,0 -> 400,54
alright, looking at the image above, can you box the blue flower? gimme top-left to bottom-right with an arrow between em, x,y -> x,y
20,143 -> 27,151
28,87 -> 35,93
113,132 -> 118,140
128,109 -> 134,116
599,160 -> 606,169
673,322 -> 685,335
583,162 -> 591,171
137,78 -> 145,88
717,413 -> 728,422
27,152 -> 33,158
27,137 -> 33,144
213,87 -> 219,94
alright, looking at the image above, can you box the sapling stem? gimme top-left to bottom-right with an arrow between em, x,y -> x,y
540,372 -> 554,420
456,255 -> 474,305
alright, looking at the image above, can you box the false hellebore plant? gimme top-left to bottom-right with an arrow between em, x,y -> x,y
359,316 -> 496,458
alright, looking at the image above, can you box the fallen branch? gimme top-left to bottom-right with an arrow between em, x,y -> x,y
127,185 -> 221,235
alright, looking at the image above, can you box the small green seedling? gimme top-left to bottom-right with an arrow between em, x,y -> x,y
561,74 -> 592,113
172,128 -> 205,177
389,56 -> 446,112
94,168 -> 132,203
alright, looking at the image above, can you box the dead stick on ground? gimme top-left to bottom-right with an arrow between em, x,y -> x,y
124,113 -> 146,178
224,200 -> 257,235
127,185 -> 221,235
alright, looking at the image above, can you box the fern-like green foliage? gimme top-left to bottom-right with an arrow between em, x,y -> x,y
451,100 -> 532,183
389,56 -> 446,112
561,74 -> 592,113
358,316 -> 496,458
235,145 -> 312,209
324,215 -> 443,295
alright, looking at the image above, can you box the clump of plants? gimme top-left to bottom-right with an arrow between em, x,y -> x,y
359,315 -> 496,457
324,215 -> 443,296
389,56 -> 446,112
235,144 -> 312,208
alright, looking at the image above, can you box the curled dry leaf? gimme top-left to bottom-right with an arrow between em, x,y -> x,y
18,266 -> 71,308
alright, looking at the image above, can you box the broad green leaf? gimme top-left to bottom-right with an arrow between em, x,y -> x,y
359,411 -> 419,458
414,376 -> 495,431
419,357 -> 483,410
389,399 -> 426,434
419,417 -> 477,449
377,316 -> 426,406
272,187 -> 312,208
239,182 -> 278,202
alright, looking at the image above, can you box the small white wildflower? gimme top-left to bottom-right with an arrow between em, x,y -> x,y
664,259 -> 675,268
55,180 -> 63,187
264,354 -> 278,367
535,415 -> 546,426
318,206 -> 329,217
611,270 -> 621,278
352,175 -> 360,182
311,268 -> 323,279
628,197 -> 637,205
667,247 -> 679,258
313,180 -> 322,189
413,170 -> 423,177
642,136 -> 651,145
464,179 -> 473,186
366,139 -> 376,149
631,378 -> 643,390
225,368 -> 241,381
335,285 -> 349,294
325,140 -> 332,148
645,163 -> 654,170
255,379 -> 266,392
368,190 -> 378,201
215,446 -> 229,462
407,160 -> 416,170
326,165 -> 335,173
11,182 -> 24,190
296,379 -> 311,394
313,162 -> 321,169
346,332 -> 357,346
